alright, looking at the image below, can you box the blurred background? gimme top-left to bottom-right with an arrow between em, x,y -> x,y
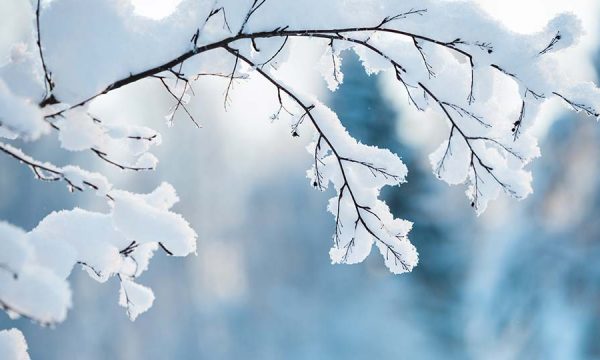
1,1 -> 600,359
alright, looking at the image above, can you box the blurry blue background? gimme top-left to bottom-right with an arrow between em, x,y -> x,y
2,3 -> 600,359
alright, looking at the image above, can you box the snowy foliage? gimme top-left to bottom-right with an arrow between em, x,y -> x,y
0,183 -> 195,325
0,329 -> 29,360
1,0 -> 600,356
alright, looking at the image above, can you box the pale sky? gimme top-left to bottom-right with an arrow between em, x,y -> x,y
475,0 -> 599,51
130,0 -> 182,19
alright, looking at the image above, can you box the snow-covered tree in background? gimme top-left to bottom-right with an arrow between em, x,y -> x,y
1,0 -> 600,357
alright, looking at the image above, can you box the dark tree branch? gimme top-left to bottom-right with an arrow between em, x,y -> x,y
539,31 -> 562,55
35,0 -> 56,106
413,38 -> 435,78
91,148 -> 154,171
224,46 -> 412,269
238,0 -> 268,35
0,264 -> 18,280
553,91 -> 600,117
116,274 -> 135,319
205,7 -> 231,33
0,142 -> 114,201
0,299 -> 55,327
311,134 -> 326,190
420,82 -> 519,206
159,242 -> 173,256
77,261 -> 103,278
377,8 -> 427,27
224,55 -> 240,109
340,157 -> 404,181
328,39 -> 341,84
156,76 -> 200,127
30,4 -> 586,216
41,19 -> 487,115
258,36 -> 289,69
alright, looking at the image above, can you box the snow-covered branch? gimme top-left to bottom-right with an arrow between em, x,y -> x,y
2,0 -> 600,356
